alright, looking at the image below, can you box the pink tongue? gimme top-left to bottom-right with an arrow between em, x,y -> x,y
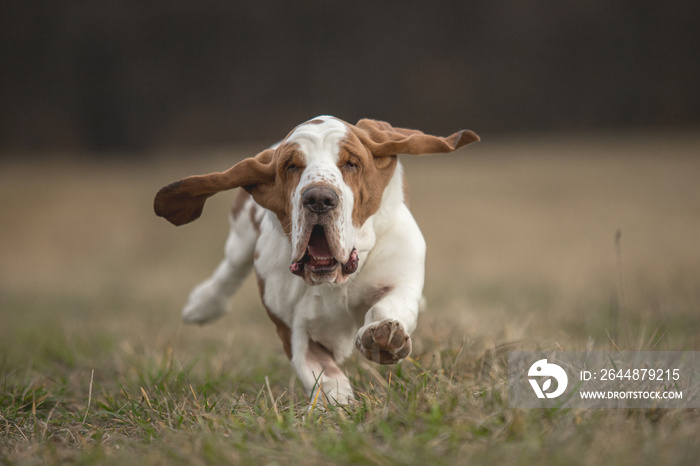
308,226 -> 332,258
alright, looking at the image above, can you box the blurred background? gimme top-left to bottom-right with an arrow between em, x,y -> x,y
2,0 -> 700,369
2,0 -> 699,154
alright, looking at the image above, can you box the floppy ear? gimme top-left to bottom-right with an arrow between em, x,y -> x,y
354,119 -> 479,157
154,149 -> 276,226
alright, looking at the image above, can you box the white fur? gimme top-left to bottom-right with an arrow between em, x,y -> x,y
287,117 -> 356,271
183,116 -> 426,404
181,195 -> 260,324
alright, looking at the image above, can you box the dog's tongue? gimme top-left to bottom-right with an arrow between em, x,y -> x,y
308,225 -> 332,258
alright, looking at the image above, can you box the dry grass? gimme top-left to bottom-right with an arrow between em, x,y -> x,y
1,130 -> 699,464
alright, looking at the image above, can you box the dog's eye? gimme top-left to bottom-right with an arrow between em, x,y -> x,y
286,163 -> 299,172
343,161 -> 358,171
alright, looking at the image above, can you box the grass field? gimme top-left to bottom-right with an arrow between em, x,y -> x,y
1,131 -> 700,464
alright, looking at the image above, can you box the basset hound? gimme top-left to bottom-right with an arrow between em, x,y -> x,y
154,116 -> 479,404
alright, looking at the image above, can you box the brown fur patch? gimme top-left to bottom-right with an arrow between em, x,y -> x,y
339,130 -> 398,227
245,142 -> 302,237
308,119 -> 325,125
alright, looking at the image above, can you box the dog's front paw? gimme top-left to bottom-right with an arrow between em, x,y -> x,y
355,320 -> 412,365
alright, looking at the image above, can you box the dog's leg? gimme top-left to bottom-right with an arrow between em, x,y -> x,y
354,207 -> 426,364
181,192 -> 259,324
290,329 -> 354,405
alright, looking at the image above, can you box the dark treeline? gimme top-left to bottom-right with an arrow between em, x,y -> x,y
1,0 -> 699,154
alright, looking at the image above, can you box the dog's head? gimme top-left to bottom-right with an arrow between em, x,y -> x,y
154,116 -> 479,285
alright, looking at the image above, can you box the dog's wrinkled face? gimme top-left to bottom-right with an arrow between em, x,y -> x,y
274,116 -> 395,285
283,118 -> 358,284
153,116 -> 479,286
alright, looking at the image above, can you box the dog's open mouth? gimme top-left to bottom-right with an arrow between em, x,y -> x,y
305,225 -> 338,273
290,225 -> 359,277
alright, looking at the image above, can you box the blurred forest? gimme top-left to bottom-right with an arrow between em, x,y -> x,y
1,0 -> 699,154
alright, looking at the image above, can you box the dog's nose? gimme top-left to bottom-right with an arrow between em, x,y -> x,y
302,186 -> 338,214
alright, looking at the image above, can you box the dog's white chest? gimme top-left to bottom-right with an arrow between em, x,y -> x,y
295,286 -> 362,360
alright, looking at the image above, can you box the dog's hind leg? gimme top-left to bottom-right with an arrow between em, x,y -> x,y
181,191 -> 260,324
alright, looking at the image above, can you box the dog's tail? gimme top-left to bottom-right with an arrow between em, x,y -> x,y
181,191 -> 259,325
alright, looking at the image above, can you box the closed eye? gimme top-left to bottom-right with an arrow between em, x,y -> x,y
342,160 -> 358,171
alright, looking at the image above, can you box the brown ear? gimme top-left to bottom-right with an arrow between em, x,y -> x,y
354,119 -> 479,157
154,149 -> 275,226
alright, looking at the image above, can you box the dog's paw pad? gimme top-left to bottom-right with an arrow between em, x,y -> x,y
356,320 -> 411,365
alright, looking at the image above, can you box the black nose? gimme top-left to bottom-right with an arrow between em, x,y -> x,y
302,186 -> 339,214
